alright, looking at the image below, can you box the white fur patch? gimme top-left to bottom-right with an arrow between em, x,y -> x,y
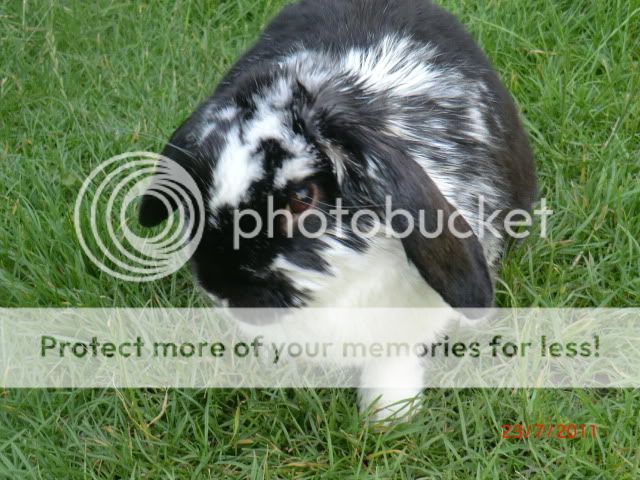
208,127 -> 263,214
274,156 -> 317,188
341,36 -> 454,99
275,236 -> 449,309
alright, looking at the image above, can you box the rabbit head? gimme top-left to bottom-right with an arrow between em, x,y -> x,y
138,60 -> 493,310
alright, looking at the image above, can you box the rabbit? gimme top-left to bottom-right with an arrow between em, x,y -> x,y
139,0 -> 536,420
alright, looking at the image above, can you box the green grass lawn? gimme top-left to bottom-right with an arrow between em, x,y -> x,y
1,0 -> 639,477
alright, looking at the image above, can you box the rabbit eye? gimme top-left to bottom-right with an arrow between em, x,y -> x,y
287,182 -> 318,215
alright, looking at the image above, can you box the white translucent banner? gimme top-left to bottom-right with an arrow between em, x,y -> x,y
1,308 -> 638,388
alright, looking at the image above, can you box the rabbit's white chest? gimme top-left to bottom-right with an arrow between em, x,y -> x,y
304,236 -> 449,309
235,237 -> 454,358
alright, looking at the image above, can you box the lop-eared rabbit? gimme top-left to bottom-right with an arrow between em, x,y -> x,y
140,0 -> 536,420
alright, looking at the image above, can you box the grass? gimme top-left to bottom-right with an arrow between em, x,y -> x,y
0,0 -> 639,477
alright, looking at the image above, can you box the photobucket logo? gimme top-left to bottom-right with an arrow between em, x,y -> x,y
74,152 -> 204,282
233,196 -> 552,249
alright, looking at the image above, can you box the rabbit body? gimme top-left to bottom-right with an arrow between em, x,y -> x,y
140,0 -> 536,419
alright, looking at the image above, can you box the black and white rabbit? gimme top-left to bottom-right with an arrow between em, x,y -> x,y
139,0 -> 536,419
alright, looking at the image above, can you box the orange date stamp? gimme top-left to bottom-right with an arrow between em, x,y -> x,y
501,423 -> 598,440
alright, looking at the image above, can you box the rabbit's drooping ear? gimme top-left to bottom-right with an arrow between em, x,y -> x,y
305,84 -> 494,308
384,146 -> 494,309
